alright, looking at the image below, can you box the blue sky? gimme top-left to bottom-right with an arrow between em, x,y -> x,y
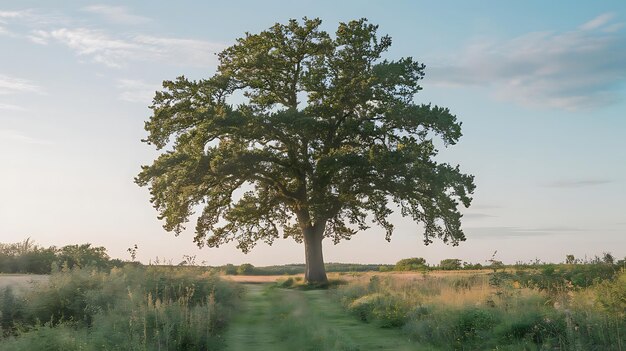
1,1 -> 625,266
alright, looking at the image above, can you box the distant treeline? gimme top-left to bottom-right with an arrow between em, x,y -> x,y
3,238 -> 624,276
0,239 -> 124,274
219,263 -> 392,276
220,253 -> 625,276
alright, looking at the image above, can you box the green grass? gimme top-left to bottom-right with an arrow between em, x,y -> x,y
224,283 -> 423,351
3,265 -> 623,350
335,270 -> 626,350
0,265 -> 241,350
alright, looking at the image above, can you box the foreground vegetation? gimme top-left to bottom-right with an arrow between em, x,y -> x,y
0,265 -> 241,350
335,266 -> 625,350
2,238 -> 624,350
225,284 -> 416,350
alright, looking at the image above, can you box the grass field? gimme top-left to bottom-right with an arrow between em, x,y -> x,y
333,269 -> 625,350
224,283 -> 419,350
0,266 -> 241,350
1,266 -> 623,350
221,265 -> 624,350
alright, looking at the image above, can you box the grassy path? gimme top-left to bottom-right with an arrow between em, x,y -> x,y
223,284 -> 289,351
224,284 -> 420,351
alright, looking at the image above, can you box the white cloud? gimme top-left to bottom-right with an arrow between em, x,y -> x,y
0,9 -> 68,27
0,103 -> 26,111
0,10 -> 29,35
1,8 -> 223,68
0,74 -> 43,95
29,28 -> 224,68
0,129 -> 50,145
580,13 -> 615,31
545,178 -> 613,188
83,5 -> 151,25
32,28 -> 140,67
27,30 -> 50,45
463,213 -> 496,219
117,79 -> 157,103
428,13 -> 626,110
467,226 -> 583,238
134,35 -> 224,67
0,10 -> 27,19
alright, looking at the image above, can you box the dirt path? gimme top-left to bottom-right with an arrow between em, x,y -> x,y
224,284 -> 420,351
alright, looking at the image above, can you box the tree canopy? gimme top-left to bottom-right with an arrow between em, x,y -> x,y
136,18 -> 475,283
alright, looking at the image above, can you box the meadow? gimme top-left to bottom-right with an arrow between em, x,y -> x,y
0,265 -> 241,350
333,265 -> 625,350
0,244 -> 624,350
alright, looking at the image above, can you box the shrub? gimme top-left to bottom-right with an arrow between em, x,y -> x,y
456,307 -> 499,340
237,263 -> 255,275
394,257 -> 427,271
1,265 -> 240,350
279,277 -> 295,288
439,259 -> 462,270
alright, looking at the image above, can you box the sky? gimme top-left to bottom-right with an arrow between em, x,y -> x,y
1,1 -> 625,266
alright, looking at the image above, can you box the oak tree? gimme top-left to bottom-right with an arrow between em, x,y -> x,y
136,18 -> 475,284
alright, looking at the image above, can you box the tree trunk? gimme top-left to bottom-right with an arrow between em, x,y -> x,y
303,224 -> 328,284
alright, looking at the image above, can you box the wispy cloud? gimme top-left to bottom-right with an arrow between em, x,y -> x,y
0,74 -> 43,95
117,79 -> 157,103
0,10 -> 28,19
463,213 -> 496,219
2,8 -> 223,68
133,35 -> 224,66
471,204 -> 502,210
0,129 -> 51,145
467,226 -> 583,238
0,74 -> 43,112
580,13 -> 615,31
545,178 -> 613,188
429,13 -> 626,110
0,103 -> 26,111
0,9 -> 68,27
30,28 -> 139,67
29,28 -> 224,68
83,5 -> 151,25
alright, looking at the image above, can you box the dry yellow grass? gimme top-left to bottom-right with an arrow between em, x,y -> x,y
221,274 -> 300,283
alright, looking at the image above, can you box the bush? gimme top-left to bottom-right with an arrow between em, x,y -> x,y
594,269 -> 626,315
439,259 -> 462,270
237,263 -> 255,275
0,265 -> 240,350
335,264 -> 626,351
394,257 -> 427,271
456,307 -> 499,341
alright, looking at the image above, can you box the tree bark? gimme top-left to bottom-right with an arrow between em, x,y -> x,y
303,224 -> 328,284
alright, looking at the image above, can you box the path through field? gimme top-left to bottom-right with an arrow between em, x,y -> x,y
224,284 -> 418,351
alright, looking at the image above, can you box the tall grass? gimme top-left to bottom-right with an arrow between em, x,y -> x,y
0,265 -> 241,350
336,269 -> 626,350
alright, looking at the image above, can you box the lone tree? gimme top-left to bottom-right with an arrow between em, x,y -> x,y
136,18 -> 475,284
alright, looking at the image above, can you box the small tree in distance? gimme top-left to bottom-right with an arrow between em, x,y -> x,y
439,258 -> 462,270
394,257 -> 428,271
136,18 -> 475,284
